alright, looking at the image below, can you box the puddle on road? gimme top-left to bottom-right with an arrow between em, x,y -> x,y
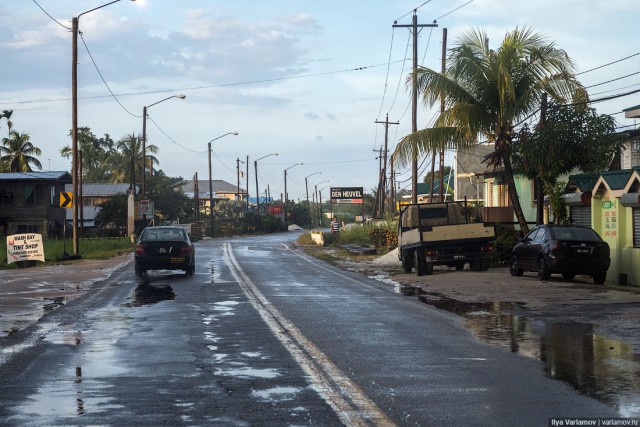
125,284 -> 175,307
406,288 -> 640,417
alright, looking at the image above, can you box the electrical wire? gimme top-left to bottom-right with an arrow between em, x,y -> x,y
396,0 -> 434,22
375,27 -> 397,122
577,52 -> 640,75
79,33 -> 140,118
434,0 -> 474,21
32,0 -> 71,30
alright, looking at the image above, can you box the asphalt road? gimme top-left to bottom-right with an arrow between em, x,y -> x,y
0,233 -> 626,426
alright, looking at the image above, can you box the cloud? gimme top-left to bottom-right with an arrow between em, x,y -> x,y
304,112 -> 321,120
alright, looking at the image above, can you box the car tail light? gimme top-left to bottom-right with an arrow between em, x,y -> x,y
551,241 -> 567,255
480,244 -> 493,252
135,244 -> 145,255
180,244 -> 191,255
425,249 -> 438,256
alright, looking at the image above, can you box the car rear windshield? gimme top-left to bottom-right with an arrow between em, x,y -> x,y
550,227 -> 601,242
142,228 -> 186,241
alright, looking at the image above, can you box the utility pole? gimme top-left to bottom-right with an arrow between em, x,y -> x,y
246,155 -> 249,210
375,114 -> 399,215
438,28 -> 447,202
372,146 -> 384,218
394,12 -> 438,204
194,173 -> 199,221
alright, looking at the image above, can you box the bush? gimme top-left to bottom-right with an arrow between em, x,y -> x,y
367,222 -> 398,251
491,223 -> 520,267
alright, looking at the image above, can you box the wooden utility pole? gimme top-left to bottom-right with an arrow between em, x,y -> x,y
438,28 -> 448,202
375,114 -> 399,215
394,13 -> 438,204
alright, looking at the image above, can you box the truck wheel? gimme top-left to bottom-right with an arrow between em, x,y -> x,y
425,261 -> 434,275
415,248 -> 426,276
402,251 -> 413,273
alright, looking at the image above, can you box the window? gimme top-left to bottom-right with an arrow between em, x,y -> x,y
634,208 -> 640,248
0,186 -> 15,204
24,185 -> 36,205
17,224 -> 38,234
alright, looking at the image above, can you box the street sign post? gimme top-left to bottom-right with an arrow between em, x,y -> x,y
59,192 -> 73,208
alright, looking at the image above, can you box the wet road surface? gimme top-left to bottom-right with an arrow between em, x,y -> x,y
0,233 -> 636,425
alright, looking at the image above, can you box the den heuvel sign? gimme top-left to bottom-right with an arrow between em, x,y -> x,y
331,187 -> 363,204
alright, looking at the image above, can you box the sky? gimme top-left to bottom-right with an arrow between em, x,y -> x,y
1,0 -> 639,202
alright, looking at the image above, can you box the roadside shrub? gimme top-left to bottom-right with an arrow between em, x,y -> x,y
368,222 -> 398,251
491,223 -> 520,267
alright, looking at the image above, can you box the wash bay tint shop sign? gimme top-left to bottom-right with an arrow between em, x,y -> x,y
6,233 -> 45,264
331,187 -> 364,204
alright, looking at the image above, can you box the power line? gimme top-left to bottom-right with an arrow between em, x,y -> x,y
434,0 -> 474,21
375,27 -> 397,122
396,0 -> 434,22
1,60 -> 404,107
585,70 -> 640,89
32,0 -> 71,30
79,33 -> 140,118
577,52 -> 640,75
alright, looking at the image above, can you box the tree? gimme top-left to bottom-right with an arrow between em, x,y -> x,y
94,194 -> 128,237
393,27 -> 587,233
0,110 -> 12,134
146,171 -> 193,223
423,166 -> 452,184
61,127 -> 116,182
512,102 -> 623,223
109,133 -> 159,188
1,130 -> 42,172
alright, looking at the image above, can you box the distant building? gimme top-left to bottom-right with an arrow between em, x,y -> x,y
64,183 -> 133,228
0,171 -> 71,238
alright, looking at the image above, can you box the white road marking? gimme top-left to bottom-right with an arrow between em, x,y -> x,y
223,243 -> 396,427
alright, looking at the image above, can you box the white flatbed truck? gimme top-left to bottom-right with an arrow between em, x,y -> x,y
398,202 -> 496,276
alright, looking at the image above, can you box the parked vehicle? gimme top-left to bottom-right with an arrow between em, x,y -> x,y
398,201 -> 496,276
509,224 -> 610,284
134,226 -> 195,277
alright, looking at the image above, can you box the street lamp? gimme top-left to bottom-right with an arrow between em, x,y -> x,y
208,132 -> 238,236
71,0 -> 136,257
284,163 -> 303,227
317,182 -> 330,226
254,153 -> 278,213
142,94 -> 186,197
315,180 -> 329,225
305,172 -> 321,227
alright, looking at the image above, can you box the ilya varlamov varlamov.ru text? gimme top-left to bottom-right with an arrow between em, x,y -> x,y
550,418 -> 639,426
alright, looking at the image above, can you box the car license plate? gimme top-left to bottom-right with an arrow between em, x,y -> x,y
576,248 -> 590,254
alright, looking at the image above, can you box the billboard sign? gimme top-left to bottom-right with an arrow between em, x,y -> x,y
6,233 -> 45,264
331,187 -> 364,204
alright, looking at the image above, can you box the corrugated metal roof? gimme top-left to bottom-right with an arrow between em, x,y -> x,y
0,171 -> 71,181
64,182 -> 132,196
181,179 -> 244,193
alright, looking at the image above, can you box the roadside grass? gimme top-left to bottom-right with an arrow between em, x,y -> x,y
2,237 -> 135,269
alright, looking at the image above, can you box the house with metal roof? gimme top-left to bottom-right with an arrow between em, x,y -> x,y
0,171 -> 71,238
64,182 -> 134,228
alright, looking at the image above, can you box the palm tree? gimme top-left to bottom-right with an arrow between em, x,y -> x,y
393,27 -> 587,233
1,130 -> 43,172
0,110 -> 13,133
110,133 -> 159,187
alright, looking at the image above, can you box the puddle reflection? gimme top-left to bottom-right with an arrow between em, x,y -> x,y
416,291 -> 640,417
126,284 -> 175,307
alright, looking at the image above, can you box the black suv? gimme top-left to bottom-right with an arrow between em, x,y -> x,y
509,224 -> 610,284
